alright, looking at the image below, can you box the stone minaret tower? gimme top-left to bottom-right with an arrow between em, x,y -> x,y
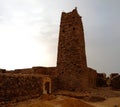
57,8 -> 89,90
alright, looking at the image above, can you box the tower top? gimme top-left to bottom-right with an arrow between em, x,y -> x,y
61,7 -> 81,19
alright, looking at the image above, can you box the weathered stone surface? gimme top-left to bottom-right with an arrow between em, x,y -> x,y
7,67 -> 57,76
107,73 -> 119,87
96,73 -> 107,87
57,8 -> 97,90
111,75 -> 120,89
0,73 -> 51,104
110,73 -> 119,79
88,67 -> 97,88
0,8 -> 99,104
6,67 -> 58,92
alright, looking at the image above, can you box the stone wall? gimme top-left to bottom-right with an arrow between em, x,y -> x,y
96,73 -> 107,87
111,75 -> 120,89
7,67 -> 57,76
6,66 -> 58,92
110,73 -> 119,79
32,67 -> 57,76
0,73 -> 50,105
88,67 -> 97,88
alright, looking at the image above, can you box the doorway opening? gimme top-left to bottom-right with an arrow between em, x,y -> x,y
45,82 -> 50,94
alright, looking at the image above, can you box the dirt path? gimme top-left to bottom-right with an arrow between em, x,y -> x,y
2,87 -> 120,107
11,95 -> 95,107
88,97 -> 120,107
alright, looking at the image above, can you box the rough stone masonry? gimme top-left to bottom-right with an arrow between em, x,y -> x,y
0,8 -> 97,104
57,8 -> 97,91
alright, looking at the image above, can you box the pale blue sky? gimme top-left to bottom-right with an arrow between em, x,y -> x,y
0,0 -> 120,75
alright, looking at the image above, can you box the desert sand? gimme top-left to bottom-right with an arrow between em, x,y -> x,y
7,95 -> 120,107
88,97 -> 120,107
3,87 -> 120,107
9,95 -> 94,107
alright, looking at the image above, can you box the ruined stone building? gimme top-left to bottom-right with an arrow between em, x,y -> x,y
0,8 -> 97,103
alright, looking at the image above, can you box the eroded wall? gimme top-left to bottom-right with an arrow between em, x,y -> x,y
57,8 -> 90,90
96,73 -> 107,87
88,67 -> 97,88
0,73 -> 46,104
7,67 -> 57,76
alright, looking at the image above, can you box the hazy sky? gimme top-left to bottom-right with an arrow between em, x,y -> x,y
0,0 -> 120,75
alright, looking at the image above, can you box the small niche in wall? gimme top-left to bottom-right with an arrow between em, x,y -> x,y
69,24 -> 71,27
73,27 -> 75,30
62,29 -> 65,33
72,17 -> 75,19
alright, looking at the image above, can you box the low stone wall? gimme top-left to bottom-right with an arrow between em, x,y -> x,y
110,73 -> 119,79
111,75 -> 120,89
0,73 -> 44,105
32,67 -> 57,76
96,73 -> 107,87
6,66 -> 57,76
88,67 -> 97,88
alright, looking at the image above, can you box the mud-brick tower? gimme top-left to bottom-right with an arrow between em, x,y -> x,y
57,8 -> 89,91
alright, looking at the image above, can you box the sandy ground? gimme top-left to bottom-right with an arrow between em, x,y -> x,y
11,95 -> 95,107
2,87 -> 120,107
8,96 -> 120,107
88,97 -> 120,107
85,87 -> 120,107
